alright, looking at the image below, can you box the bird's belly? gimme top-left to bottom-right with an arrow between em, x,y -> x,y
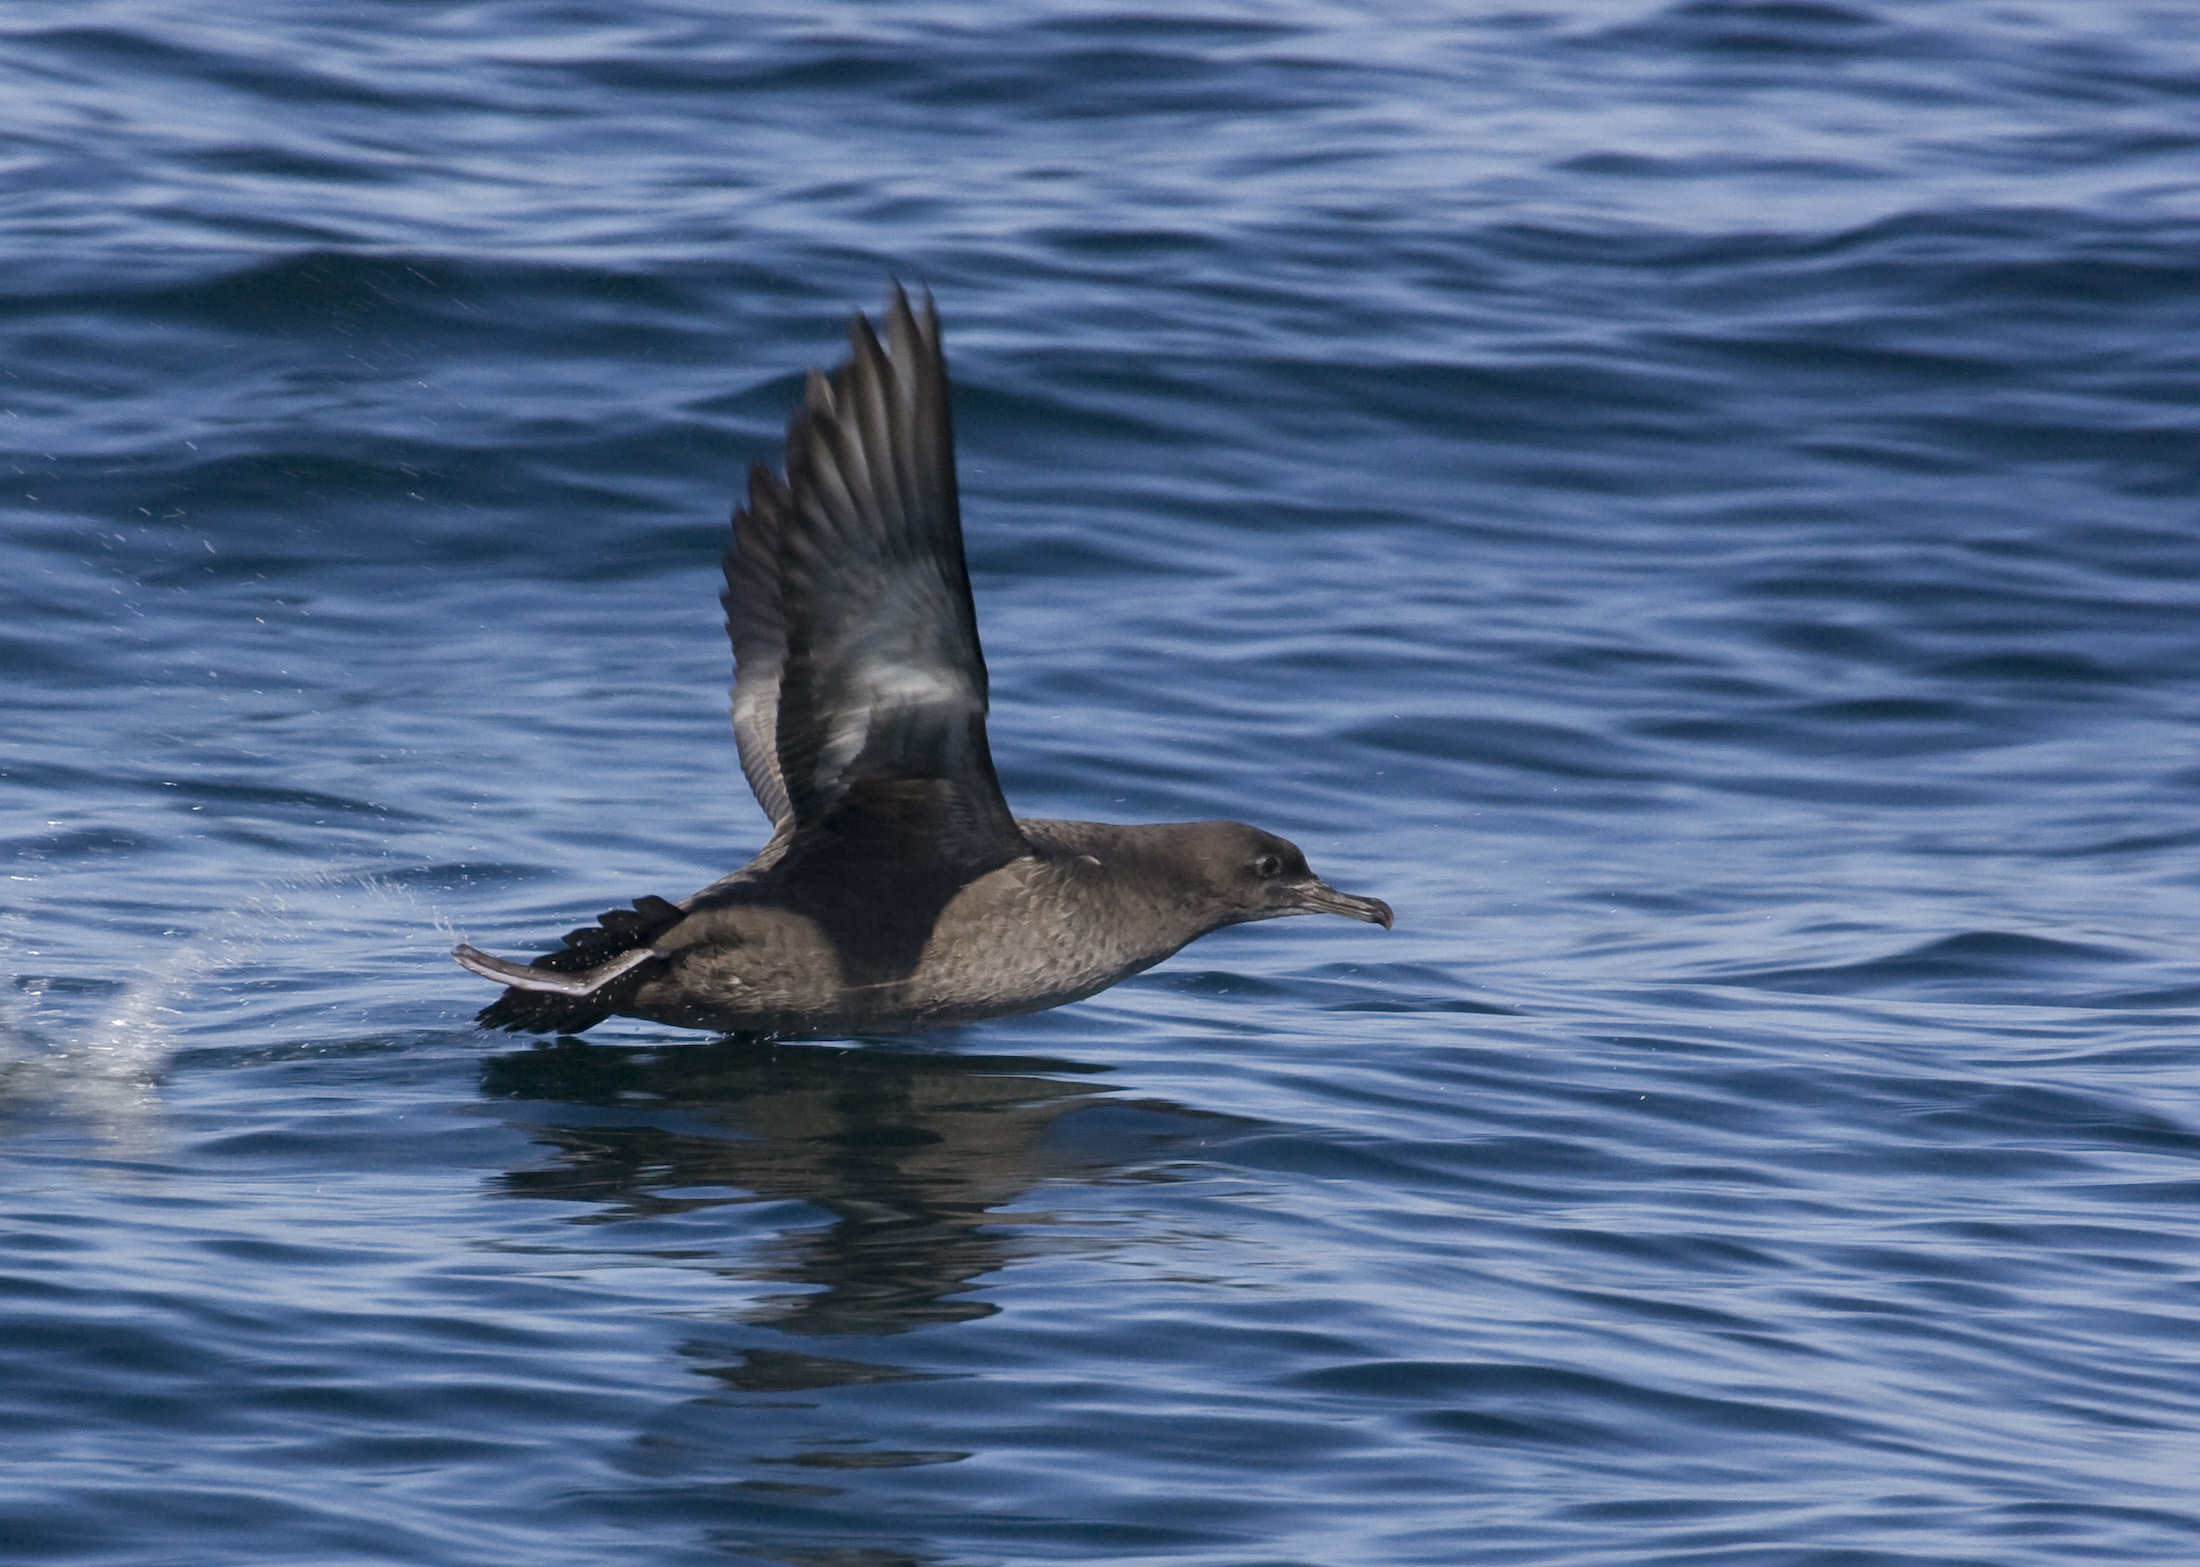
614,874 -> 1165,1036
892,879 -> 1159,1024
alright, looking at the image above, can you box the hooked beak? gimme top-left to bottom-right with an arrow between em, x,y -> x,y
1287,879 -> 1394,929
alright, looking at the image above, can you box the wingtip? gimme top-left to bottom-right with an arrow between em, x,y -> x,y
878,280 -> 940,350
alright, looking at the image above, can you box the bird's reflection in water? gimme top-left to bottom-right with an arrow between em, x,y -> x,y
481,1034 -> 1224,1340
481,1035 -> 1247,1548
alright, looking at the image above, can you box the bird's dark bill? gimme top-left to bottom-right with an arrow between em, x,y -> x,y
1290,881 -> 1394,928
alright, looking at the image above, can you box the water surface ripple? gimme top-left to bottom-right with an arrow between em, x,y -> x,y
5,3 -> 2200,1563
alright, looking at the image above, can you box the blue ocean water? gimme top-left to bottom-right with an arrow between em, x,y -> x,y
6,2 -> 2200,1562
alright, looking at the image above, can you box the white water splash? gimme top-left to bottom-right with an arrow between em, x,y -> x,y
0,869 -> 454,1144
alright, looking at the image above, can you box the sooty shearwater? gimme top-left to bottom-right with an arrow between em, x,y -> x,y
453,288 -> 1391,1036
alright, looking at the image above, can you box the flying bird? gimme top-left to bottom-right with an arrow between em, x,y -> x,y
454,289 -> 1390,1036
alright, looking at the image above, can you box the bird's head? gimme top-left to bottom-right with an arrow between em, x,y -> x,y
1176,822 -> 1394,932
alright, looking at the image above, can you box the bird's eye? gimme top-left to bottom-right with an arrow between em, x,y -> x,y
1254,853 -> 1283,878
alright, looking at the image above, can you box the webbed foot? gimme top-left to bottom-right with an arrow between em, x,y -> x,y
451,943 -> 659,996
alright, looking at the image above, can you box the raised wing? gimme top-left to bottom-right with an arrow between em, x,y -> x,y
721,287 -> 1025,874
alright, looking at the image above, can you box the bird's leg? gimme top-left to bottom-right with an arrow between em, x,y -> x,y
450,943 -> 659,995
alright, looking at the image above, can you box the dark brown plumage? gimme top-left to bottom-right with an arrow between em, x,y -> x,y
454,289 -> 1390,1036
